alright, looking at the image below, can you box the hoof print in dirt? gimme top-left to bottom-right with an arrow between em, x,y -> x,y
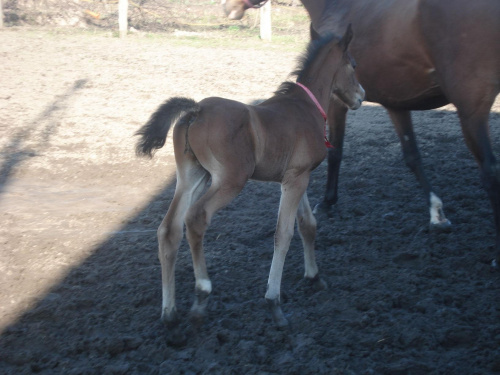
189,310 -> 206,329
166,328 -> 187,348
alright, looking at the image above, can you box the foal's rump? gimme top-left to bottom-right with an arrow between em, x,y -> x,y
135,95 -> 258,182
185,97 -> 257,180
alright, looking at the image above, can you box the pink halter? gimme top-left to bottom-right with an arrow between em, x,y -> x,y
296,82 -> 334,149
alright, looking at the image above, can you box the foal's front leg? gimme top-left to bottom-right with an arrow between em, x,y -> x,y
266,174 -> 309,328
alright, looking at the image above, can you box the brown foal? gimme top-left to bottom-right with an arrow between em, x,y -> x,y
135,26 -> 364,338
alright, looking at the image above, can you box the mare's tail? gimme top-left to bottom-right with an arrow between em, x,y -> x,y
135,97 -> 200,158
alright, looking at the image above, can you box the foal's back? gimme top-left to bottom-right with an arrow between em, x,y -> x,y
185,94 -> 327,184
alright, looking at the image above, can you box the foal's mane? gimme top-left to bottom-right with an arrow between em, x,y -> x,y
274,33 -> 339,96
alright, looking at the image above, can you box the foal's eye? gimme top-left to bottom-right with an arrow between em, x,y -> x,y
346,55 -> 356,69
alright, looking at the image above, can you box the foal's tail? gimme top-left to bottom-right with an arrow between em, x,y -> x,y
135,97 -> 200,158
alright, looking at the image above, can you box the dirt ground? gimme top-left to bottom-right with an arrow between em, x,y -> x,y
0,27 -> 499,375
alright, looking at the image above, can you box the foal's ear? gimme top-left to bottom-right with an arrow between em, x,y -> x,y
339,24 -> 353,52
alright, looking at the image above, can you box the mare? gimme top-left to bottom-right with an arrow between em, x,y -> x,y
135,27 -> 364,341
223,0 -> 500,266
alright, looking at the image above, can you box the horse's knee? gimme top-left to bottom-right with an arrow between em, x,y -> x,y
275,226 -> 294,248
297,214 -> 317,240
157,225 -> 181,260
185,207 -> 208,241
157,226 -> 168,245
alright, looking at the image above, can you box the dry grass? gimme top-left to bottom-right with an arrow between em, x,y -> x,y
3,0 -> 310,42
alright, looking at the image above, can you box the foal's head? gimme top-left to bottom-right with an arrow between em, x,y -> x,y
297,25 -> 365,110
221,0 -> 267,20
330,25 -> 365,110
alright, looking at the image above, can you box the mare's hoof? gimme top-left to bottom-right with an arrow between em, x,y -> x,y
313,201 -> 333,217
305,274 -> 328,291
429,219 -> 452,233
491,259 -> 498,271
266,298 -> 289,330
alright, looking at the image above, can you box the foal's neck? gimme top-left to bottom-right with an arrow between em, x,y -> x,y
297,68 -> 335,115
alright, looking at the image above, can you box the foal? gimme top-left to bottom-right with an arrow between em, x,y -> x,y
135,26 -> 364,333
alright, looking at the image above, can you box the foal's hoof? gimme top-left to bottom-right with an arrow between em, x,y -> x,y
161,310 -> 187,347
161,308 -> 180,328
429,219 -> 452,232
266,298 -> 289,330
189,289 -> 210,327
305,274 -> 328,292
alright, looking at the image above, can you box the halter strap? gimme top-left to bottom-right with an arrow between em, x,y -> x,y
296,82 -> 333,148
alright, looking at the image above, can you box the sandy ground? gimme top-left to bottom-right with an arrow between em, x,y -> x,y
0,28 -> 499,374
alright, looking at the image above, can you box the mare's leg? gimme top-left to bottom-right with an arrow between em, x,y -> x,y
418,0 -> 499,266
314,99 -> 348,213
158,161 -> 209,328
184,176 -> 247,323
387,108 -> 451,228
297,192 -> 327,290
266,173 -> 310,328
457,105 -> 500,267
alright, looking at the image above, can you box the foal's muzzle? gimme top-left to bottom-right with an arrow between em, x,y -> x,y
348,85 -> 365,110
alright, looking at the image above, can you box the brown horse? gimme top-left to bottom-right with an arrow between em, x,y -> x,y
224,0 -> 500,266
135,28 -> 364,339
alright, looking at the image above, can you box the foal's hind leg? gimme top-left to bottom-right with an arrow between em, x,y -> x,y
297,192 -> 327,290
184,176 -> 247,323
158,163 -> 209,328
266,173 -> 310,328
387,108 -> 451,229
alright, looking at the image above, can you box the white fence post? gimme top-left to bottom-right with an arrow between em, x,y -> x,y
260,1 -> 271,41
119,0 -> 128,38
0,0 -> 4,28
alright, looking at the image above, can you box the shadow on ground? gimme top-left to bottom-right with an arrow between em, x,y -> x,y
0,105 -> 499,375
